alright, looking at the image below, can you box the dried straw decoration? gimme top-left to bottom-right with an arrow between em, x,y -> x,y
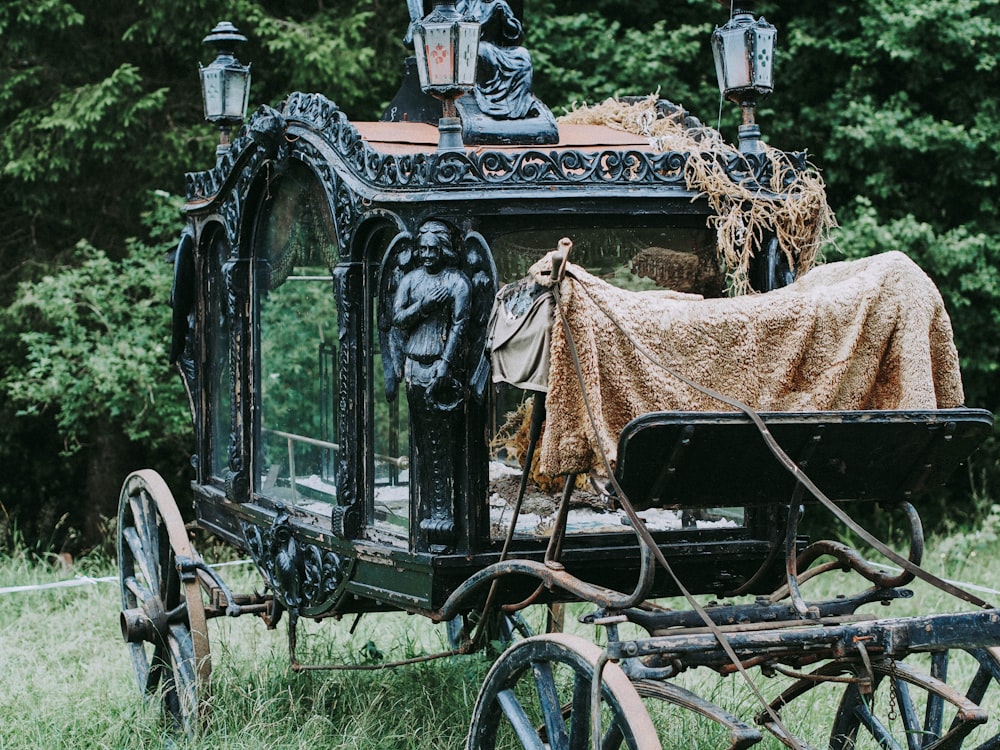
558,95 -> 837,294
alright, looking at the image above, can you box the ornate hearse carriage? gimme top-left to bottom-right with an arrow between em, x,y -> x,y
117,4 -> 1000,747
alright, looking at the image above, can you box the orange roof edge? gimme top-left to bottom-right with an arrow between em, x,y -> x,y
353,121 -> 653,154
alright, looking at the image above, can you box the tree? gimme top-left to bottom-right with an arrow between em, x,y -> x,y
0,0 -> 408,289
0,0 -> 408,550
1,0 -> 998,549
2,193 -> 192,541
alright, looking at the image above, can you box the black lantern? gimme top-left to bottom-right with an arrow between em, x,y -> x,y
711,5 -> 776,154
410,1 -> 480,153
200,21 -> 252,151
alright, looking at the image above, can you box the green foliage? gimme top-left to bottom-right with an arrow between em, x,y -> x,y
0,0 -> 407,283
2,194 -> 191,456
2,65 -> 168,183
247,3 -> 409,118
528,7 -> 718,115
766,0 -> 1000,223
1,0 -> 999,548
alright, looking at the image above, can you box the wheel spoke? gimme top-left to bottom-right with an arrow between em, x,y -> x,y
122,574 -> 153,605
602,722 -> 626,750
122,525 -> 158,595
161,533 -> 179,609
127,643 -> 150,689
162,673 -> 181,727
830,682 -> 864,750
964,650 -> 1000,705
497,688 -> 546,750
567,672 -> 591,750
532,660 -> 569,750
853,696 -> 904,750
926,651 -> 949,742
129,494 -> 156,564
890,675 -> 924,750
965,664 -> 993,709
145,642 -> 166,694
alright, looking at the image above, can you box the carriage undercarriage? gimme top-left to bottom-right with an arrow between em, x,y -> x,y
119,405 -> 1000,749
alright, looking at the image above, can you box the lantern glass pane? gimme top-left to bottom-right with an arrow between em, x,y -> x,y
222,68 -> 250,119
422,24 -> 455,86
455,22 -> 479,87
201,66 -> 225,119
751,27 -> 776,89
711,39 -> 727,94
412,28 -> 430,89
723,27 -> 752,90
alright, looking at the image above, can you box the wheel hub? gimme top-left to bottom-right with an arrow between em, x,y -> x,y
120,595 -> 169,645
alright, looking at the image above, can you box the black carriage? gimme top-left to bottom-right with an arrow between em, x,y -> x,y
117,5 -> 1000,748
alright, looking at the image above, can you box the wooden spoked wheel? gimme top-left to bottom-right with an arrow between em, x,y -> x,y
830,649 -> 1000,750
117,469 -> 210,733
764,648 -> 1000,750
467,633 -> 661,750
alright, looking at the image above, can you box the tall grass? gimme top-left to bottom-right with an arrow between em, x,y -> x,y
2,518 -> 999,749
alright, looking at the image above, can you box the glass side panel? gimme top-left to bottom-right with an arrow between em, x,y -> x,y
207,230 -> 231,481
487,224 -> 744,538
491,225 -> 726,297
372,326 -> 410,540
254,165 -> 339,508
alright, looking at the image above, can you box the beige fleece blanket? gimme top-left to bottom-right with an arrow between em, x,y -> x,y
531,251 -> 965,478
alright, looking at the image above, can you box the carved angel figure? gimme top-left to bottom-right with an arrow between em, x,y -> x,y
392,221 -> 472,410
378,219 -> 497,547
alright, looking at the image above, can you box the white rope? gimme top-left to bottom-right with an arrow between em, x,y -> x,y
0,558 -> 255,596
862,562 -> 1000,598
0,575 -> 116,594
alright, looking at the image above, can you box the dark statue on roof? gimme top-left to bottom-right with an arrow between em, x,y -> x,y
384,0 -> 559,145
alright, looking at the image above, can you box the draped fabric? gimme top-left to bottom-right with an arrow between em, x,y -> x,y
515,251 -> 966,477
488,278 -> 555,393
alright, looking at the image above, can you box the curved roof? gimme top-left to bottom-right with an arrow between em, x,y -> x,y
185,92 -> 800,213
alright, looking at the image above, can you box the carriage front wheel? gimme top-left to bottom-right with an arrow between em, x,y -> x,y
467,633 -> 661,750
117,469 -> 210,733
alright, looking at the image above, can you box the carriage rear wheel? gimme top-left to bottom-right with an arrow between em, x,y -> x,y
829,649 -> 1000,750
467,633 -> 661,749
117,469 -> 210,733
762,648 -> 1000,750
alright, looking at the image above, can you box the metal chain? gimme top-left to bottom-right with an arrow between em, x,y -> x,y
886,659 -> 899,723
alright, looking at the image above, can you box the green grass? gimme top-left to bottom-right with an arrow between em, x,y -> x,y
2,520 -> 1000,749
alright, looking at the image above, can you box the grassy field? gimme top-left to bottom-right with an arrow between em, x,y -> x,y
2,516 -> 1000,749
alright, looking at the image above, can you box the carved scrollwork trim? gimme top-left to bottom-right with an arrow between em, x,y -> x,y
241,512 -> 354,617
185,93 -> 806,210
185,127 -> 269,210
